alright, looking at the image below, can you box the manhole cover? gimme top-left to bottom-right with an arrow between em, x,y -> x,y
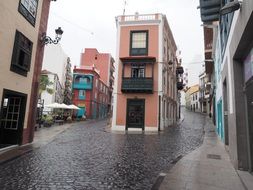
207,154 -> 221,160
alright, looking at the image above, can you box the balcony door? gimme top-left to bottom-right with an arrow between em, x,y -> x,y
126,99 -> 145,130
131,65 -> 145,78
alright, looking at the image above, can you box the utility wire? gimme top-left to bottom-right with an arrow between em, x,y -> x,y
51,12 -> 94,35
185,61 -> 204,65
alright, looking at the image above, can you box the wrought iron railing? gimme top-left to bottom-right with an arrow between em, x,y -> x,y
121,77 -> 153,93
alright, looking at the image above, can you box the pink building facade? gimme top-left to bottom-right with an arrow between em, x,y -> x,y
112,13 -> 181,132
80,49 -> 115,114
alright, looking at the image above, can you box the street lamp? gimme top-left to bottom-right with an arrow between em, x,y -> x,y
41,27 -> 63,45
220,0 -> 241,15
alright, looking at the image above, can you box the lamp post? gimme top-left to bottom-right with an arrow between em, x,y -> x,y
41,27 -> 63,45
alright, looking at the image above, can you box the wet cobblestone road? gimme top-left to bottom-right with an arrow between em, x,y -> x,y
0,108 -> 205,190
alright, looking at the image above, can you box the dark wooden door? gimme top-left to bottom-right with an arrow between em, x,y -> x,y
0,89 -> 27,145
126,99 -> 145,130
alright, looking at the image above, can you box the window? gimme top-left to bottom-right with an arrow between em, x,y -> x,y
79,90 -> 86,100
80,77 -> 90,83
11,30 -> 33,76
18,0 -> 38,26
131,66 -> 145,78
96,79 -> 98,88
1,97 -> 21,130
130,31 -> 148,56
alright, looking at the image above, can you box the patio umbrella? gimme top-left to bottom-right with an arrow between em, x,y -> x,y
67,104 -> 80,110
59,103 -> 70,109
44,102 -> 62,108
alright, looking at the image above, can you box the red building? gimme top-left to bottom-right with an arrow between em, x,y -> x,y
80,49 -> 115,114
72,66 -> 110,119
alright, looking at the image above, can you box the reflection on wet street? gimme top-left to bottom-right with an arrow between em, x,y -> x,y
0,108 -> 205,190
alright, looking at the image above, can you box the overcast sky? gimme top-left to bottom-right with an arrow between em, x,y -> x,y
47,0 -> 204,86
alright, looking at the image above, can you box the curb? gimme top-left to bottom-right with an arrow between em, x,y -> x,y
0,143 -> 33,165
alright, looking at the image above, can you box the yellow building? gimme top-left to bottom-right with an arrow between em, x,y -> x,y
185,85 -> 199,110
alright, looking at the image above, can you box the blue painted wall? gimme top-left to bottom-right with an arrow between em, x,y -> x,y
216,99 -> 224,142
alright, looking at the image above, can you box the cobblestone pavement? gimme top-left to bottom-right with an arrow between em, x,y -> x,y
0,108 -> 205,190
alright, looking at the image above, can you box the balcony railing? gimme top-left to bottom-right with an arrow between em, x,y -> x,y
73,82 -> 92,90
118,13 -> 159,22
121,77 -> 153,93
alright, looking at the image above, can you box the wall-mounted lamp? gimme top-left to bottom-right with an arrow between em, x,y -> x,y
220,0 -> 241,15
41,27 -> 63,45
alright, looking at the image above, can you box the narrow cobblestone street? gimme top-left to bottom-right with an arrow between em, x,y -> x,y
0,108 -> 205,190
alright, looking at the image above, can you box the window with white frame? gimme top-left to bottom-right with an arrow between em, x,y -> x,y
130,31 -> 148,56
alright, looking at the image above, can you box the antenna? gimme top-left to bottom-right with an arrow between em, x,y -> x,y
123,0 -> 127,15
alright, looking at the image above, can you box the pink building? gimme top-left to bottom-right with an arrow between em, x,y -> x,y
80,49 -> 115,114
112,13 -> 181,132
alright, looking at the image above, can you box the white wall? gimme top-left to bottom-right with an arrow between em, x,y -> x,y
41,74 -> 54,112
42,44 -> 68,87
190,91 -> 200,112
181,91 -> 186,106
41,73 -> 63,112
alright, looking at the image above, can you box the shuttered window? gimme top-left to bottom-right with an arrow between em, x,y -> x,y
10,30 -> 33,76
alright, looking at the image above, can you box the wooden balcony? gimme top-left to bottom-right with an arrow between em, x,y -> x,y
121,77 -> 153,93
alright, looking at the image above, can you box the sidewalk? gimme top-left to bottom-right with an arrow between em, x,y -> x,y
0,122 -> 74,165
159,117 -> 253,190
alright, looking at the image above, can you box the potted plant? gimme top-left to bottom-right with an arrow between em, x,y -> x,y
43,115 -> 54,127
66,116 -> 72,123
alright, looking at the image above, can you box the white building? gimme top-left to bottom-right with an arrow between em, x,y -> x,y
42,44 -> 69,87
42,44 -> 72,107
190,90 -> 200,112
40,70 -> 63,112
